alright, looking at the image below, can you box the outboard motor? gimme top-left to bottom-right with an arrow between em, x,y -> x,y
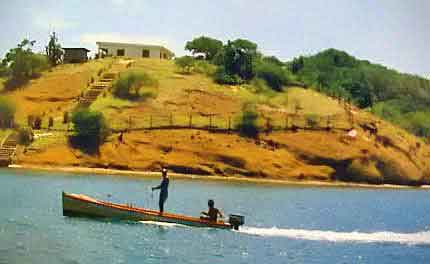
228,214 -> 245,230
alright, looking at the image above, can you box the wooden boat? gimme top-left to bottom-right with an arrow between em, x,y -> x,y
62,192 -> 244,230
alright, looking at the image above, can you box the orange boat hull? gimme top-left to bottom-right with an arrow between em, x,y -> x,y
62,192 -> 234,229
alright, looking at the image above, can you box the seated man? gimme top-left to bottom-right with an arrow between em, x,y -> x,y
200,199 -> 223,222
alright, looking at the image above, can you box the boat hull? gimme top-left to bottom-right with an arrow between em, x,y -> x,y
62,192 -> 233,229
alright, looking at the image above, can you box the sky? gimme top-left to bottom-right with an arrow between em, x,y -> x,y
0,0 -> 429,77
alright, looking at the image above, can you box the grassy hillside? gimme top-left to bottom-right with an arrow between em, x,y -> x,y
291,49 -> 430,137
3,59 -> 113,125
8,58 -> 430,186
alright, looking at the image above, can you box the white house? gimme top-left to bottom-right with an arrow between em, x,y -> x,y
96,41 -> 174,59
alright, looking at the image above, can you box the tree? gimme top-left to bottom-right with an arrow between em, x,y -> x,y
45,32 -> 63,66
174,56 -> 195,74
255,61 -> 290,91
291,56 -> 304,74
230,39 -> 258,53
3,39 -> 36,81
185,36 -> 223,61
223,40 -> 257,81
2,39 -> 49,87
71,109 -> 109,153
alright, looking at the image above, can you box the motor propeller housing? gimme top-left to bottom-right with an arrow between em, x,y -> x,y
228,214 -> 245,230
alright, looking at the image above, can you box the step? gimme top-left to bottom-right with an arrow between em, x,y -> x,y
0,147 -> 15,151
99,78 -> 114,83
92,82 -> 110,87
90,86 -> 107,91
85,92 -> 101,97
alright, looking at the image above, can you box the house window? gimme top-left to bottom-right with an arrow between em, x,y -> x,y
117,49 -> 125,56
142,49 -> 150,58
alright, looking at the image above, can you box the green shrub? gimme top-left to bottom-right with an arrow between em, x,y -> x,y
175,56 -> 195,74
249,78 -> 277,97
193,60 -> 216,76
214,68 -> 243,85
255,62 -> 289,91
236,103 -> 259,138
18,127 -> 33,146
112,71 -> 158,100
0,97 -> 15,127
71,109 -> 110,153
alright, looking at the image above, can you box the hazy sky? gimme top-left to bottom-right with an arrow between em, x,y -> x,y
0,0 -> 428,77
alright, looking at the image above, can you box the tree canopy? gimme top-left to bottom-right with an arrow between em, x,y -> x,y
185,36 -> 223,60
2,39 -> 49,87
71,109 -> 109,153
45,32 -> 64,66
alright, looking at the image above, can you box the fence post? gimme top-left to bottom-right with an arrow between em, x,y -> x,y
150,115 -> 153,129
285,115 -> 289,130
189,114 -> 192,128
128,116 -> 132,130
170,113 -> 173,127
228,116 -> 231,131
265,118 -> 271,134
209,115 -> 212,130
326,116 -> 331,131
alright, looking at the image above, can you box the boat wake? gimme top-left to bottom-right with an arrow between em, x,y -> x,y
239,226 -> 430,245
138,221 -> 184,228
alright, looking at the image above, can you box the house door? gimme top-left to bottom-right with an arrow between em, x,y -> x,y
117,49 -> 125,56
142,49 -> 150,58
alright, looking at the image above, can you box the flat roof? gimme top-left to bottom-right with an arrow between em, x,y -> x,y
63,48 -> 91,52
96,41 -> 174,55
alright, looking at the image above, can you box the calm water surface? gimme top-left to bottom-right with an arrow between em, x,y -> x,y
1,169 -> 430,263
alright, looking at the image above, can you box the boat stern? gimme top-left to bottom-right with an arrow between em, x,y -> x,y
228,214 -> 245,230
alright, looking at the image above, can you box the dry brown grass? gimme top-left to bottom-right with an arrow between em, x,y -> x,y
12,58 -> 430,185
4,59 -> 113,124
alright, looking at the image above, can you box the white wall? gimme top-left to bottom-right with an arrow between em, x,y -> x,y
98,43 -> 163,59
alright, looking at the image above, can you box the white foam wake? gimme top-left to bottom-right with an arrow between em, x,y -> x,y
138,221 -> 183,228
239,226 -> 430,245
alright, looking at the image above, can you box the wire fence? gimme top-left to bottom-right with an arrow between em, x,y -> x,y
106,112 -> 354,133
25,111 -> 355,134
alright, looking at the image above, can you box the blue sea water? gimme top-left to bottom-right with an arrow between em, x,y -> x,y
1,168 -> 430,263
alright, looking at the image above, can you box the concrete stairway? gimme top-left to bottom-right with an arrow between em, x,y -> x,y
0,133 -> 17,166
78,60 -> 132,108
79,72 -> 117,107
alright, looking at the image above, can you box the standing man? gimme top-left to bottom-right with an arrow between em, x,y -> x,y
152,168 -> 169,214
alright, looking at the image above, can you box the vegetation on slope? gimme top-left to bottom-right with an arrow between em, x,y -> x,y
1,34 -> 429,185
289,48 -> 430,136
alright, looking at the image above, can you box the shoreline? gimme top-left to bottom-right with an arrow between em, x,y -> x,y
8,164 -> 429,190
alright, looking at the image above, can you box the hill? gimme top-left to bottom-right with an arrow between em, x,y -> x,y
7,58 -> 430,186
290,49 -> 430,137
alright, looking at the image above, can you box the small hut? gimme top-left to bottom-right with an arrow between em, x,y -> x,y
63,48 -> 90,63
